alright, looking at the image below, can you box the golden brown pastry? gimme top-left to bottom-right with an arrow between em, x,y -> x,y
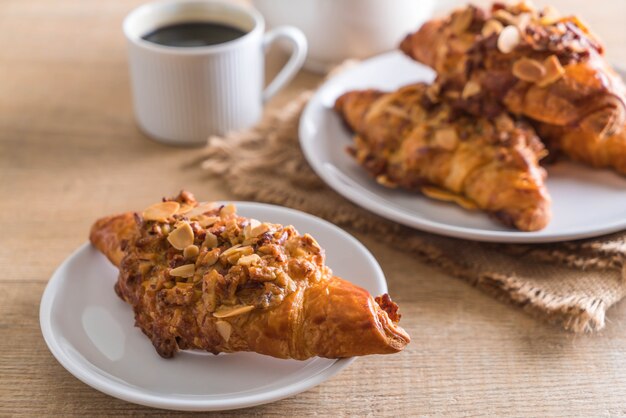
90,191 -> 409,360
399,2 -> 626,173
537,123 -> 626,174
334,83 -> 551,231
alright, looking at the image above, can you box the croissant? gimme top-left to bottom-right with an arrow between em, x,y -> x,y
400,2 -> 626,172
334,83 -> 551,231
89,191 -> 409,360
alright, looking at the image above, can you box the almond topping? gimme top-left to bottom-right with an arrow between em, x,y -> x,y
462,80 -> 481,99
167,222 -> 194,250
213,305 -> 254,318
222,245 -> 254,264
481,19 -> 503,37
512,58 -> 546,83
216,321 -> 232,342
238,254 -> 262,267
142,201 -> 180,222
183,244 -> 199,259
244,219 -> 271,239
202,231 -> 218,249
220,244 -> 242,258
197,215 -> 220,228
497,25 -> 521,54
186,202 -> 218,219
538,55 -> 565,87
492,9 -> 516,25
170,264 -> 195,278
176,204 -> 194,215
540,6 -> 560,25
433,127 -> 459,151
243,219 -> 261,238
196,249 -> 219,267
219,204 -> 236,218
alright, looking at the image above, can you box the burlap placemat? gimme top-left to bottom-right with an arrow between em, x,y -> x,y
201,90 -> 626,333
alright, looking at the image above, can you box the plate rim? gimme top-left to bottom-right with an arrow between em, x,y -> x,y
299,50 -> 626,243
39,201 -> 390,411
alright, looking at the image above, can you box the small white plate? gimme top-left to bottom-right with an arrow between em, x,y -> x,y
299,51 -> 626,243
39,202 -> 387,411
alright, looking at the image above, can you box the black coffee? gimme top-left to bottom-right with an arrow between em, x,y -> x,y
142,22 -> 247,47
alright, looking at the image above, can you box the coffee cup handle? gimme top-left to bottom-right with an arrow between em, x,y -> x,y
262,26 -> 308,103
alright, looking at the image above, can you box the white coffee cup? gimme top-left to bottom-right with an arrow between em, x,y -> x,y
123,0 -> 307,145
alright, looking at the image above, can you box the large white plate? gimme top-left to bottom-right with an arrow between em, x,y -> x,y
299,51 -> 626,243
39,202 -> 387,411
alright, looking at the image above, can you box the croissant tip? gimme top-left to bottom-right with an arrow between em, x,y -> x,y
374,293 -> 411,351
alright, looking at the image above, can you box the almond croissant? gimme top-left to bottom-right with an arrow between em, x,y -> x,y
334,83 -> 551,231
89,191 -> 409,360
400,2 -> 626,173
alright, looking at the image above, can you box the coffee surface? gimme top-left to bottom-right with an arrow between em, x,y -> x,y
142,22 -> 246,47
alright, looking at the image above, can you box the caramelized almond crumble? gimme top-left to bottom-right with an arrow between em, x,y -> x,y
119,192 -> 331,323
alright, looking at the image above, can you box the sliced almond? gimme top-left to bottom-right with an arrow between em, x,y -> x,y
243,219 -> 261,239
196,249 -> 219,267
186,202 -> 218,219
433,127 -> 459,151
167,222 -> 194,250
183,244 -> 199,259
213,305 -> 254,318
540,6 -> 560,25
482,19 -> 503,37
497,25 -> 521,54
176,204 -> 194,215
516,0 -> 535,13
238,254 -> 262,267
170,264 -> 195,278
142,201 -> 180,222
512,58 -> 546,83
219,204 -> 236,218
251,223 -> 271,238
492,9 -> 516,25
202,231 -> 219,249
215,320 -> 232,342
220,244 -> 242,258
515,12 -> 532,31
197,215 -> 220,228
222,245 -> 254,264
421,186 -> 478,210
538,55 -> 565,87
244,219 -> 271,239
462,80 -> 481,99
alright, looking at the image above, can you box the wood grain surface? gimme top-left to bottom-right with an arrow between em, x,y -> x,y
2,0 -> 626,416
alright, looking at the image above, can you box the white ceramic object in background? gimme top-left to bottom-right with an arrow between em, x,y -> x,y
123,0 -> 307,145
299,52 -> 626,243
252,0 -> 434,73
40,202 -> 388,411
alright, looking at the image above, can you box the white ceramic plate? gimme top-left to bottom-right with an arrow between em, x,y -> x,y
299,51 -> 626,243
39,202 -> 387,411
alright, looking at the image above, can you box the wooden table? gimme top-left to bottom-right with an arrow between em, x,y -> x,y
2,0 -> 626,416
